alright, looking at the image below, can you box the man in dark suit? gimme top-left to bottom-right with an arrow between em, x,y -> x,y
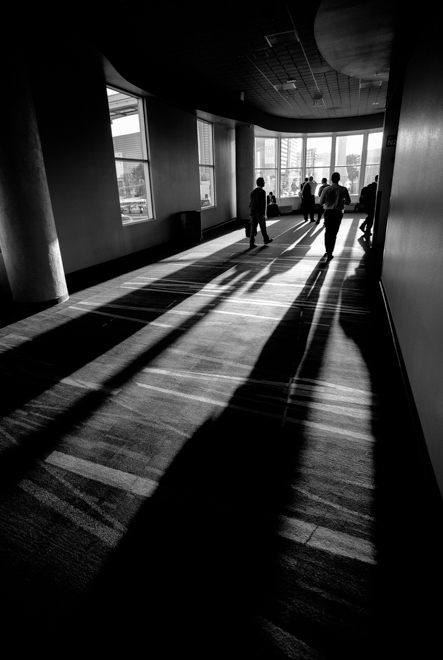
249,177 -> 273,249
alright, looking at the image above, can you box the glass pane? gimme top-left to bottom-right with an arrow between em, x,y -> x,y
367,132 -> 383,164
334,165 -> 361,194
255,138 -> 276,169
200,166 -> 214,207
335,134 -> 363,165
281,138 -> 303,169
306,167 -> 331,194
108,89 -> 144,159
306,136 -> 332,168
363,164 -> 379,187
197,120 -> 213,166
280,169 -> 303,196
255,169 -> 277,195
116,160 -> 153,223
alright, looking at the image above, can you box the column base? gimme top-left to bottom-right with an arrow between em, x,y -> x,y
14,293 -> 69,311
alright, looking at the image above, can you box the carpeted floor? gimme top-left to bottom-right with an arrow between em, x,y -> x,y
0,214 -> 442,657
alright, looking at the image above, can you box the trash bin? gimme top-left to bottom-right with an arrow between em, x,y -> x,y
178,210 -> 202,244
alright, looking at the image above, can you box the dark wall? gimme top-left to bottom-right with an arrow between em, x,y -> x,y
28,45 -> 237,275
382,32 -> 443,498
32,49 -> 124,274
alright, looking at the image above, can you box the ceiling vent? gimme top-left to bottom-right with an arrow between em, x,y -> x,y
252,49 -> 270,60
274,82 -> 297,91
264,30 -> 300,48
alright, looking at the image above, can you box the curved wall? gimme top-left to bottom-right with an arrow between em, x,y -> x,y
382,32 -> 443,499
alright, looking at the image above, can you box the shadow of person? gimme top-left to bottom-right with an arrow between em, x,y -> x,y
70,258 -> 331,659
338,247 -> 443,660
244,223 -> 324,295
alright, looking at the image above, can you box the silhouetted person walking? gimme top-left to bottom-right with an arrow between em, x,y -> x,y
319,172 -> 350,261
359,175 -> 378,237
249,177 -> 273,249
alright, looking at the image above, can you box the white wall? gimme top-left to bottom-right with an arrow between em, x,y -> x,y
200,122 -> 236,231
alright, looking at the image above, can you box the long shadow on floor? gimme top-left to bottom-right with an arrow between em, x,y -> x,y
0,218 -> 319,494
66,222 -> 381,660
339,242 -> 443,659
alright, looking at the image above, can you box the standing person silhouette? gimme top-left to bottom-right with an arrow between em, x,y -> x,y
301,177 -> 315,222
249,177 -> 273,249
316,177 -> 329,224
319,172 -> 351,261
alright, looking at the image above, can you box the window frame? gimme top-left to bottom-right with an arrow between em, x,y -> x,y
280,137 -> 303,197
107,86 -> 154,225
254,136 -> 278,198
197,118 -> 216,210
254,129 -> 382,199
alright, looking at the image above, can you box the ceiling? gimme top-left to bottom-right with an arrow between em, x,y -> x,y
92,0 -> 414,125
21,0 -> 414,129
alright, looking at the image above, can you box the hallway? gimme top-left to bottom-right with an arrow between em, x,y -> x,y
0,214 -> 441,657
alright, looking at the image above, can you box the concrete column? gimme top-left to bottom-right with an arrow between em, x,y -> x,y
235,124 -> 255,222
373,69 -> 405,258
0,56 -> 68,307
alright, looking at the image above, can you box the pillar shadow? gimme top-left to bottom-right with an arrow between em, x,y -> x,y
70,222 -> 370,659
2,218 -> 377,660
0,217 -> 323,495
71,255 -> 331,658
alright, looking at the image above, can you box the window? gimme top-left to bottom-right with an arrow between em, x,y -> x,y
364,132 -> 382,186
306,136 -> 332,190
280,138 -> 303,196
255,137 -> 277,196
335,134 -> 363,194
197,119 -> 215,209
254,130 -> 382,200
107,87 -> 153,225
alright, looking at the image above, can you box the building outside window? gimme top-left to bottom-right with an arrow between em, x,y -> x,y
197,119 -> 215,209
107,87 -> 153,225
254,131 -> 382,199
364,132 -> 383,186
255,137 -> 277,195
280,137 -> 303,196
335,134 -> 363,194
306,136 -> 332,193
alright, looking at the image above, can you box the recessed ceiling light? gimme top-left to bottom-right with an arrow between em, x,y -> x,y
252,49 -> 270,60
274,82 -> 297,91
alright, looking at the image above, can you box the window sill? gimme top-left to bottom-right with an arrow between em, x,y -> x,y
122,216 -> 155,226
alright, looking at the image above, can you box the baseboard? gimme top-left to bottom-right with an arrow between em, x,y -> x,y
379,279 -> 443,512
202,217 -> 240,234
